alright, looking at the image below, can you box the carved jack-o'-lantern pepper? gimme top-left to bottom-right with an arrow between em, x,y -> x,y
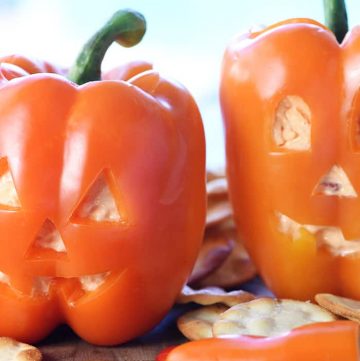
0,10 -> 206,345
220,4 -> 360,300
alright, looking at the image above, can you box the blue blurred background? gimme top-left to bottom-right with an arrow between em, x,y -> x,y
0,0 -> 358,168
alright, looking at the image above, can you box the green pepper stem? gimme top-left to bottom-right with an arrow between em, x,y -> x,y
323,0 -> 348,43
68,9 -> 146,85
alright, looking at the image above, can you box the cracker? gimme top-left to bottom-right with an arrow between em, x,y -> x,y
206,196 -> 232,228
187,231 -> 234,285
213,298 -> 337,337
206,177 -> 228,197
177,285 -> 255,307
206,169 -> 226,182
0,337 -> 42,361
315,293 -> 360,322
177,304 -> 228,340
198,241 -> 256,289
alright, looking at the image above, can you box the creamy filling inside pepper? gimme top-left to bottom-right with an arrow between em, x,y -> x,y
273,95 -> 311,151
32,276 -> 53,296
74,172 -> 121,223
79,272 -> 110,292
0,169 -> 20,208
278,213 -> 360,256
313,165 -> 357,198
34,219 -> 67,253
0,271 -> 10,286
0,271 -> 110,296
0,168 -> 117,296
34,174 -> 121,252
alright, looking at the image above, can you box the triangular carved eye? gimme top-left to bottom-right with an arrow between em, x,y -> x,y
313,165 -> 357,198
72,170 -> 123,224
0,157 -> 21,210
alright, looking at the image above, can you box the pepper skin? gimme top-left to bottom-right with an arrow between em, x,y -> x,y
156,346 -> 177,361
102,60 -> 153,81
0,10 -> 206,345
162,321 -> 359,361
0,54 -> 65,76
220,19 -> 360,300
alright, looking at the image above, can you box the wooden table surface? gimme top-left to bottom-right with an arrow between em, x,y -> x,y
38,278 -> 271,361
38,307 -> 187,361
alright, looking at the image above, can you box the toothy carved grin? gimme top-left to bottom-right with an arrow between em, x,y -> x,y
278,213 -> 360,256
0,271 -> 111,296
78,272 -> 111,292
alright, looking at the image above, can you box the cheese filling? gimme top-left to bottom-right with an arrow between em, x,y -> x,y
34,219 -> 66,253
313,165 -> 357,198
0,170 -> 20,208
79,272 -> 110,292
278,213 -> 360,256
74,172 -> 121,222
0,271 -> 110,296
273,96 -> 311,151
0,271 -> 10,286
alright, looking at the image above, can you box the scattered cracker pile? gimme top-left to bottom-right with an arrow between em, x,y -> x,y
176,169 -> 360,343
316,293 -> 360,322
188,170 -> 256,289
177,291 -> 337,340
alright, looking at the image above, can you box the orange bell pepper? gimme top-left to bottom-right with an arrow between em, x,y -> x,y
0,54 -> 65,77
102,60 -> 153,81
220,13 -> 360,300
0,9 -> 205,345
160,321 -> 359,361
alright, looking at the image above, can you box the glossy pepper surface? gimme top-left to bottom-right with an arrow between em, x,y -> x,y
220,18 -> 360,300
161,321 -> 359,361
0,9 -> 206,345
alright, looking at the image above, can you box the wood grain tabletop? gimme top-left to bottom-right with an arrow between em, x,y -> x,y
38,306 -> 187,361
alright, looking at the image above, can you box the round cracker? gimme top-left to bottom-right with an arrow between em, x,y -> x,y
206,196 -> 232,228
198,241 -> 256,289
207,177 -> 228,197
315,293 -> 360,322
177,304 -> 228,340
213,297 -> 337,338
188,232 -> 234,285
206,169 -> 226,182
177,285 -> 255,307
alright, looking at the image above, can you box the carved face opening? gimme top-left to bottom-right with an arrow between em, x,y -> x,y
0,159 -> 123,296
0,76 -> 205,344
221,20 -> 360,300
272,95 -> 360,256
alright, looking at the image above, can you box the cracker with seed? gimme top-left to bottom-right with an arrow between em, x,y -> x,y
315,293 -> 360,322
177,285 -> 255,307
212,298 -> 337,338
177,304 -> 228,340
0,337 -> 42,361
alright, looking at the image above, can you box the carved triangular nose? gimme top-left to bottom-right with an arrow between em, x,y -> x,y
32,219 -> 67,253
313,165 -> 357,198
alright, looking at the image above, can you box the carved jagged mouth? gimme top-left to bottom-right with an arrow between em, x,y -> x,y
277,213 -> 360,256
0,271 -> 111,298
